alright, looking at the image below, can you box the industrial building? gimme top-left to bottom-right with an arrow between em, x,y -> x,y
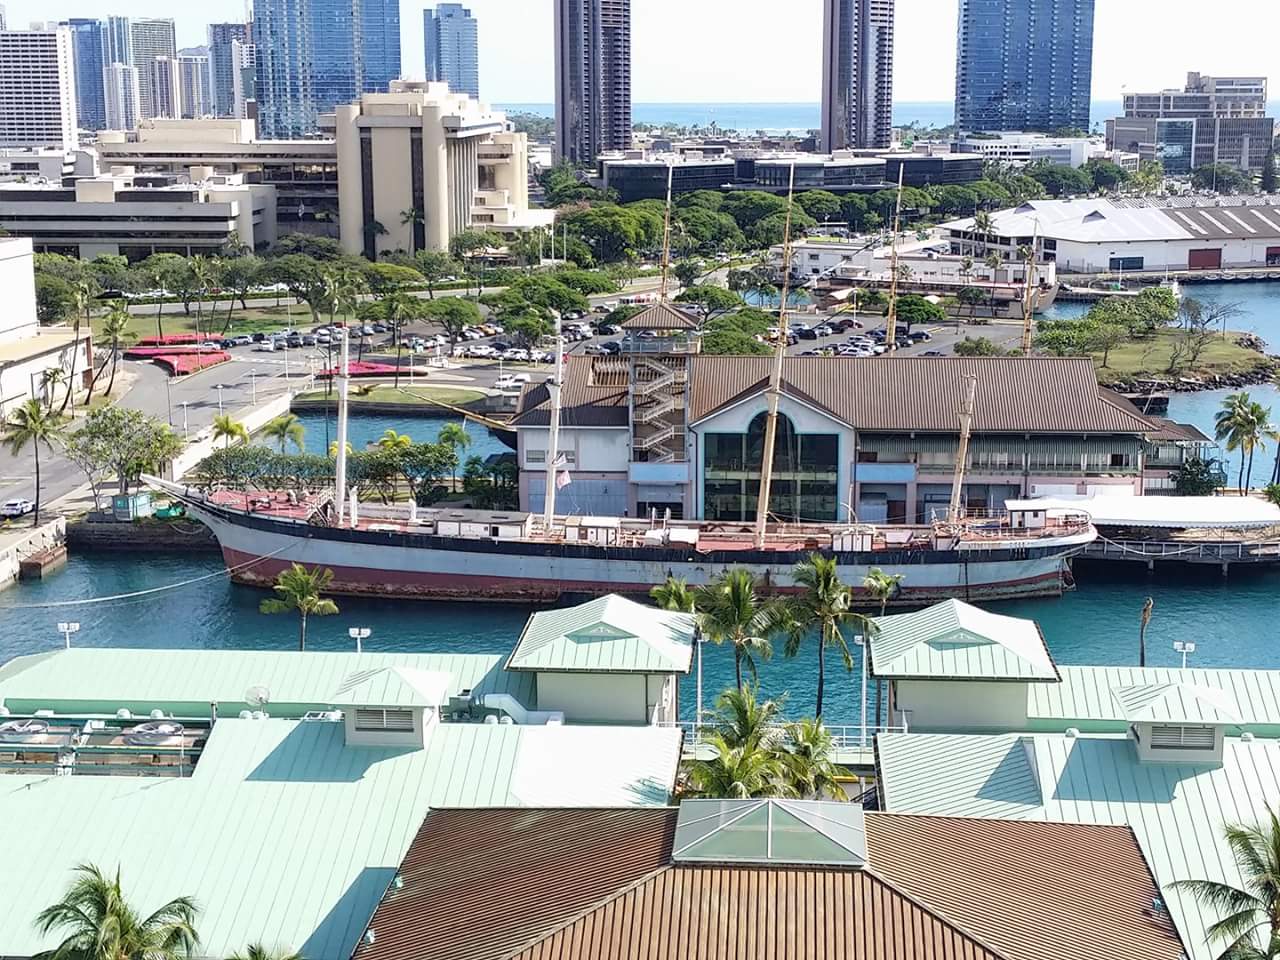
941,197 -> 1280,273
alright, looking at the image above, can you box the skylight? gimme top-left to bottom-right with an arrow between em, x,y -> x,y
672,799 -> 868,867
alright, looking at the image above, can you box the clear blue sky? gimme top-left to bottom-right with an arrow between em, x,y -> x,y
7,0 -> 1278,105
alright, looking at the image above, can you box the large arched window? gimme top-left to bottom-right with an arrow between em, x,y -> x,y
704,413 -> 839,523
746,412 -> 798,472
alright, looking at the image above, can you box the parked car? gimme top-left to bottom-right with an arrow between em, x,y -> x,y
490,340 -> 510,352
922,350 -> 945,357
219,338 -> 237,349
469,344 -> 496,358
232,335 -> 253,346
813,325 -> 834,337
301,334 -> 317,346
494,373 -> 532,392
1,498 -> 35,518
794,326 -> 818,340
908,330 -> 932,342
255,340 -> 276,352
599,340 -> 622,355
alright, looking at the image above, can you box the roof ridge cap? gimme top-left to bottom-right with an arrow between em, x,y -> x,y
857,865 -> 1013,960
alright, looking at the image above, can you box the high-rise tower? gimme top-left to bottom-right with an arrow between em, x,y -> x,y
954,0 -> 1095,133
554,0 -> 631,164
130,18 -> 177,121
820,0 -> 895,151
64,18 -> 108,131
424,4 -> 479,98
208,23 -> 250,117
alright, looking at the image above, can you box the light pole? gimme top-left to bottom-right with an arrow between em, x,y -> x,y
164,374 -> 173,426
57,621 -> 80,649
181,401 -> 190,439
694,626 -> 703,737
1174,640 -> 1196,669
216,383 -> 225,415
249,370 -> 258,404
348,626 -> 371,653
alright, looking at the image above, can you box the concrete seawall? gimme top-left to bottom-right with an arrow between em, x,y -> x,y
66,518 -> 219,554
0,518 -> 67,592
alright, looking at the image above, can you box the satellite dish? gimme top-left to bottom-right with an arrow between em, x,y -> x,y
245,685 -> 271,708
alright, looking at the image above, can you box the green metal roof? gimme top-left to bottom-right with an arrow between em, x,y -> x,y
330,668 -> 453,708
672,799 -> 867,867
0,717 -> 681,960
869,599 -> 1059,682
877,730 -> 1280,960
507,595 -> 695,674
0,649 -> 531,719
1030,666 -> 1280,732
1112,682 -> 1243,725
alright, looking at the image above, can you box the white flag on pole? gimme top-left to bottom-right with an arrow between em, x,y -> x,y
554,454 -> 572,490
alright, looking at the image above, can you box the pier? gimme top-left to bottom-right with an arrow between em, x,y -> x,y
1080,536 -> 1280,574
1065,266 -> 1280,285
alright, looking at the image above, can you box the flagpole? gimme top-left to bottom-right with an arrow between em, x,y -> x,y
541,310 -> 565,529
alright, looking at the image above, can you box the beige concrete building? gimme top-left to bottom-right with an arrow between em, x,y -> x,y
335,81 -> 552,258
0,237 -> 92,417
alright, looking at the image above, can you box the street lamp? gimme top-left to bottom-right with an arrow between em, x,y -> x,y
1174,640 -> 1196,669
164,374 -> 173,426
215,383 -> 225,415
693,626 -> 703,737
854,633 -> 869,745
181,401 -> 190,439
249,370 -> 258,404
57,621 -> 80,649
348,626 -> 371,653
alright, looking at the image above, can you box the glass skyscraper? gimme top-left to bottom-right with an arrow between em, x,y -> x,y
208,23 -> 249,117
424,4 -> 479,99
954,0 -> 1095,133
65,18 -> 107,131
255,0 -> 401,138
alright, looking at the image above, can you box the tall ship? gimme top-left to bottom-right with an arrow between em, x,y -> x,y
151,164 -> 1104,605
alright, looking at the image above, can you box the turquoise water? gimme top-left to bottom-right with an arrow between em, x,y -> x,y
291,410 -> 512,459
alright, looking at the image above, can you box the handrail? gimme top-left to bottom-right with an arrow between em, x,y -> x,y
661,720 -> 908,751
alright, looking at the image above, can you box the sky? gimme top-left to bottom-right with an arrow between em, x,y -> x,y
6,0 -> 1279,105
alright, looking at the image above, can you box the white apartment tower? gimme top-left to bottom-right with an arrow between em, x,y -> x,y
179,55 -> 212,118
230,40 -> 256,119
554,0 -> 631,163
150,56 -> 182,121
821,0 -> 895,151
0,27 -> 78,152
105,62 -> 141,130
130,18 -> 177,120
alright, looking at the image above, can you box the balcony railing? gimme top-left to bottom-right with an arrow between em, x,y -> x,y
661,720 -> 908,754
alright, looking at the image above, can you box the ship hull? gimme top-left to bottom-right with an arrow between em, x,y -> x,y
190,503 -> 1087,605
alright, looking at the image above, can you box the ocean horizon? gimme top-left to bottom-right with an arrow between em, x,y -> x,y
499,99 -> 1280,135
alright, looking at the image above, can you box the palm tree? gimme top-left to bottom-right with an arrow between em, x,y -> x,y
188,256 -> 217,337
863,567 -> 904,724
1139,596 -> 1153,668
650,575 -> 696,613
34,863 -> 199,960
262,413 -> 305,453
984,251 -> 1004,313
90,302 -> 134,402
437,421 -> 471,491
778,554 -> 871,719
972,210 -> 994,255
3,399 -> 62,528
382,292 -> 419,387
40,367 -> 67,409
1173,807 -> 1280,959
258,563 -> 339,651
1215,393 -> 1270,495
377,429 -> 412,452
693,568 -> 776,691
784,718 -> 848,800
328,440 -> 354,458
228,945 -> 303,960
60,279 -> 95,413
686,732 -> 794,799
211,414 -> 248,450
399,208 -> 425,254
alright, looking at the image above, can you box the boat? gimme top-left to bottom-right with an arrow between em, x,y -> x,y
146,164 -> 1098,606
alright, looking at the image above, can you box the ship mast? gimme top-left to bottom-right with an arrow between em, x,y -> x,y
947,375 -> 979,523
658,161 -> 675,302
753,162 -> 797,549
334,328 -> 350,525
884,163 -> 906,351
1020,220 -> 1039,356
541,311 -> 565,531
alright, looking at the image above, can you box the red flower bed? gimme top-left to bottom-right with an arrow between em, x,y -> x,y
315,361 -> 401,378
135,333 -> 220,347
153,351 -> 231,375
123,345 -> 210,359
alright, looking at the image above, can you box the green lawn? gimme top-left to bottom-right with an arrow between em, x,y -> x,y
1090,329 -> 1275,385
94,303 -> 314,342
294,384 -> 487,406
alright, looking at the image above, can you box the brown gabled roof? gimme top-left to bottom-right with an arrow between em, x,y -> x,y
687,357 -> 1159,434
865,813 -> 1185,960
509,358 -> 630,428
620,301 -> 700,330
1148,418 -> 1213,443
352,806 -> 1184,960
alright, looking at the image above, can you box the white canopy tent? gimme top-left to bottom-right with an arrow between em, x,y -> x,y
1004,495 -> 1280,529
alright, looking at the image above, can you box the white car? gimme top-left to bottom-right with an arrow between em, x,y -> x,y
469,344 -> 496,358
1,498 -> 35,518
494,373 -> 531,392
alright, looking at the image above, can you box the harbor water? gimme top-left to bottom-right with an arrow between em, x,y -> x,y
5,283 -> 1280,725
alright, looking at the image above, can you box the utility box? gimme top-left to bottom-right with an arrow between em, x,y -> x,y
112,491 -> 155,522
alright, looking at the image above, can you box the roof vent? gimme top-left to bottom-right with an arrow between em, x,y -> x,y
1065,727 -> 1079,738
1241,731 -> 1256,742
238,710 -> 252,719
116,708 -> 132,719
149,709 -> 166,720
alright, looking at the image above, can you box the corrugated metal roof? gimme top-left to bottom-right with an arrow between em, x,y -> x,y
511,356 -> 1157,437
671,799 -> 868,867
330,668 -> 454,707
0,718 -> 681,960
510,358 -> 630,428
1112,682 -> 1243,724
865,813 -> 1185,960
869,599 -> 1059,681
0,648 -> 531,718
1031,665 -> 1280,731
620,301 -> 700,330
877,730 -> 1280,960
356,805 -> 1181,960
507,595 -> 694,674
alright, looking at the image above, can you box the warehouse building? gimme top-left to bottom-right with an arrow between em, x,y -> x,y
941,197 -> 1280,273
